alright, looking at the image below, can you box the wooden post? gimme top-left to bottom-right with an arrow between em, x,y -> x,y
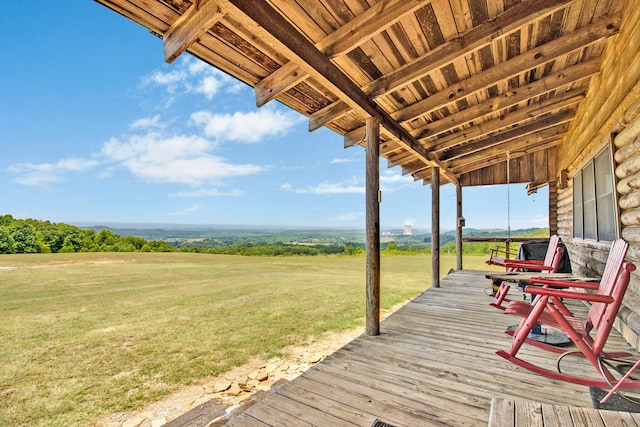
432,167 -> 440,288
365,117 -> 380,336
456,184 -> 463,271
549,181 -> 558,236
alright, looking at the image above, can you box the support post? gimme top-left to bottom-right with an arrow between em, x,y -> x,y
365,117 -> 380,336
456,184 -> 463,271
432,168 -> 440,288
549,181 -> 558,236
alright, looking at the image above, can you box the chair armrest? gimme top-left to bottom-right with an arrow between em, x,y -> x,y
502,260 -> 549,271
525,286 -> 614,303
527,277 -> 600,290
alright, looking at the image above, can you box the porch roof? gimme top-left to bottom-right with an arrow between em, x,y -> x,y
94,0 -> 623,188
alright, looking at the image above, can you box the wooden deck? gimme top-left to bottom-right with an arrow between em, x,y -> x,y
225,270 -> 638,426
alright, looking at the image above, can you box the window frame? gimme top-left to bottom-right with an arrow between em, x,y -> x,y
572,136 -> 620,242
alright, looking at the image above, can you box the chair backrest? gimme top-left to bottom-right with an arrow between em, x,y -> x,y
541,246 -> 563,274
592,261 -> 636,354
542,235 -> 561,267
586,239 -> 630,333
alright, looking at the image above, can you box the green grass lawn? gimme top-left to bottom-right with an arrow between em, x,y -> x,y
0,252 -> 493,426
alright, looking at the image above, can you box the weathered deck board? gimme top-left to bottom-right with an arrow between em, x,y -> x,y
489,397 -> 640,427
226,270 -> 638,426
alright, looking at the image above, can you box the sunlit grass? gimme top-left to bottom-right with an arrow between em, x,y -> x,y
0,252 -> 493,426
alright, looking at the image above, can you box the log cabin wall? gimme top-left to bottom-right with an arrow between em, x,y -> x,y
556,1 -> 640,349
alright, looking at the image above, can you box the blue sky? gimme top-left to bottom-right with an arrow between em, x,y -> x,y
0,1 -> 549,231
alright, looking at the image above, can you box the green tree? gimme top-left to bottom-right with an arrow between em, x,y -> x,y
9,222 -> 40,253
0,228 -> 15,254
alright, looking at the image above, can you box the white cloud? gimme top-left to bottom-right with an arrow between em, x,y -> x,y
9,158 -> 99,187
141,57 -> 245,100
380,169 -> 414,186
191,106 -> 302,143
282,177 -> 364,194
130,115 -> 166,130
330,158 -> 357,164
101,131 -> 262,186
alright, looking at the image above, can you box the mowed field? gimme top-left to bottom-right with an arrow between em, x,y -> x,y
0,252 -> 492,426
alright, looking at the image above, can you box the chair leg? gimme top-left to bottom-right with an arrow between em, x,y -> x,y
490,282 -> 511,310
507,295 -> 549,356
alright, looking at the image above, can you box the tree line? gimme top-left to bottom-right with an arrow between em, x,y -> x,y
0,215 -> 362,256
0,214 -> 548,256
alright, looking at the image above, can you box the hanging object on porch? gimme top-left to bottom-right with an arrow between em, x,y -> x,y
506,151 -> 511,243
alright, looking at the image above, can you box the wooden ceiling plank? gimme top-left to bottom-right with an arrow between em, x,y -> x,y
363,0 -> 575,99
310,100 -> 352,131
387,150 -> 416,168
401,160 -> 430,176
413,57 -> 600,141
428,91 -> 585,153
453,138 -> 562,175
255,62 -> 310,107
226,0 -> 459,184
392,12 -> 621,123
95,0 -> 173,34
164,0 -> 226,63
318,0 -> 429,58
440,112 -> 574,162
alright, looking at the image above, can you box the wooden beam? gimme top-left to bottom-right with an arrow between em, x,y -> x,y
442,119 -> 571,166
317,0 -> 428,58
310,101 -> 352,131
392,13 -> 621,123
255,62 -> 309,107
344,126 -> 366,148
456,184 -> 463,271
401,160 -> 430,176
164,0 -> 226,63
414,58 -> 600,142
365,117 -> 381,336
387,150 -> 416,168
432,167 -> 440,288
451,137 -> 563,175
427,91 -> 585,154
363,0 -> 575,98
226,0 -> 459,185
440,111 -> 576,164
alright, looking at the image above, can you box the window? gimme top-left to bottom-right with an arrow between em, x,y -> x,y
573,145 -> 618,242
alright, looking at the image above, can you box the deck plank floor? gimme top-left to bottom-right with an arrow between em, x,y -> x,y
225,270 -> 638,426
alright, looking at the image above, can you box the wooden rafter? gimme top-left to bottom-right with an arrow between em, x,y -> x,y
163,0 -> 226,63
428,91 -> 585,154
440,112 -> 574,163
362,0 -> 575,99
226,0 -> 458,184
392,13 -> 621,123
415,58 -> 601,142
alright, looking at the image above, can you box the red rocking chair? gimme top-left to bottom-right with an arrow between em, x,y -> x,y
496,239 -> 640,390
489,235 -> 562,310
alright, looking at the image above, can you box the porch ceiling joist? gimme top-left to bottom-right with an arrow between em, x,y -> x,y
225,0 -> 458,184
392,13 -> 621,124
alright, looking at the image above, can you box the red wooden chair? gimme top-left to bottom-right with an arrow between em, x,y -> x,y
496,239 -> 640,389
487,235 -> 560,272
490,246 -> 564,310
489,235 -> 562,310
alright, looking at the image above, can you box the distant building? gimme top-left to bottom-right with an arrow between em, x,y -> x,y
403,224 -> 412,236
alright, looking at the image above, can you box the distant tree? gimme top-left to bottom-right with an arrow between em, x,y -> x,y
9,222 -> 41,253
0,228 -> 15,254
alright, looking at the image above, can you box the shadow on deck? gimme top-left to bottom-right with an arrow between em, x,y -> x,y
225,270 -> 637,426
